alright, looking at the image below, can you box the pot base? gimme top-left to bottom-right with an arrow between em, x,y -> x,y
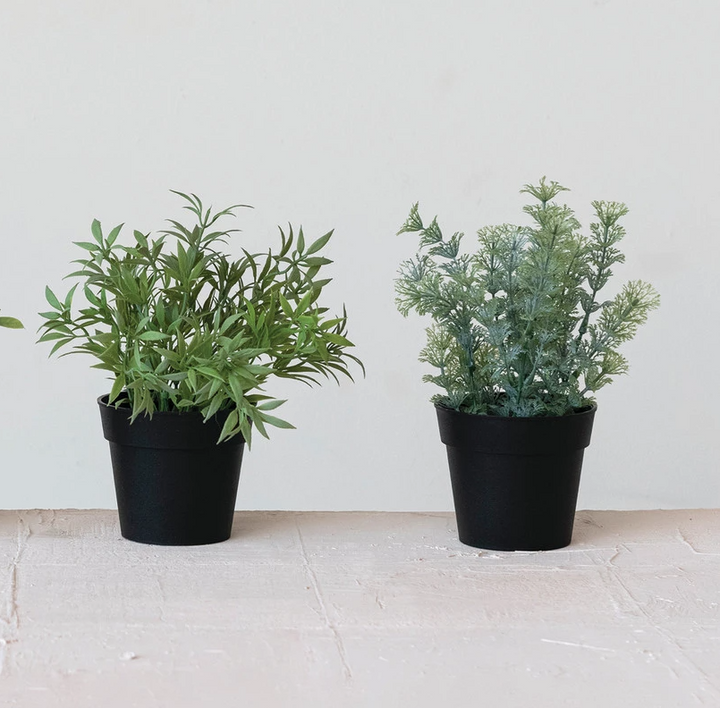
110,443 -> 243,546
448,448 -> 584,551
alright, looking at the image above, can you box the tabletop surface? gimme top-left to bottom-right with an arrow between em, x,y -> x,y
1,509 -> 719,707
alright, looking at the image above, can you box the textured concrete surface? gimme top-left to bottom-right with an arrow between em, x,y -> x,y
0,509 -> 719,707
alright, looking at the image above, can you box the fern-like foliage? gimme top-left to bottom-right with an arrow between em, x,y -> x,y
395,178 -> 659,417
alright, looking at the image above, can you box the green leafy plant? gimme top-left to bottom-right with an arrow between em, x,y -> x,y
0,312 -> 23,329
395,178 -> 659,417
38,191 -> 362,444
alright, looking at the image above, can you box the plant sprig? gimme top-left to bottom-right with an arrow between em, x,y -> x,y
396,178 -> 659,417
38,191 -> 363,444
0,312 -> 23,329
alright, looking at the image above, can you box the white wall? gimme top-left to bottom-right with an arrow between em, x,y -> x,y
0,0 -> 717,510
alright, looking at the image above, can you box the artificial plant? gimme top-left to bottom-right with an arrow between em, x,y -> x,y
395,178 -> 659,417
38,191 -> 362,443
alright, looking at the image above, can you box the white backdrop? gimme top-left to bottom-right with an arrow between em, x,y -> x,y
1,0 -> 718,510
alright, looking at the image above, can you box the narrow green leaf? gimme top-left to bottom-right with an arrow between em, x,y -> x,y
204,393 -> 225,420
49,337 -> 73,356
251,410 -> 269,439
89,362 -> 117,372
240,415 -> 252,441
37,331 -> 67,342
295,289 -> 315,315
304,256 -> 333,267
64,283 -> 78,309
279,293 -> 293,318
228,374 -> 246,403
45,286 -> 62,310
0,317 -> 23,329
91,219 -> 103,245
106,224 -> 123,247
324,332 -> 353,347
162,372 -> 188,382
219,312 -> 243,335
259,413 -> 295,430
109,374 -> 126,402
73,241 -> 99,252
219,409 -> 239,441
196,366 -> 224,381
134,230 -> 149,248
83,286 -> 101,307
256,399 -> 286,411
208,377 -> 223,397
138,331 -> 169,341
245,364 -> 272,375
305,230 -> 333,255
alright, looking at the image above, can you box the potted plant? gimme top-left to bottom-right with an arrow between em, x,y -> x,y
0,312 -> 23,329
395,178 -> 659,551
39,191 -> 362,546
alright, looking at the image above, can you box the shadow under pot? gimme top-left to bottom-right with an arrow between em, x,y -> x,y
435,404 -> 597,552
98,395 -> 244,546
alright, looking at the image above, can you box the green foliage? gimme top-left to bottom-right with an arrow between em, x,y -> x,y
0,312 -> 23,329
38,192 -> 362,444
395,178 -> 659,417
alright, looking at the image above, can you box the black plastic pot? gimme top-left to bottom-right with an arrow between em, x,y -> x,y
436,404 -> 596,551
98,395 -> 245,546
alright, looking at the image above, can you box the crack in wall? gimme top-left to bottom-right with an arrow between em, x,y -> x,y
295,520 -> 353,682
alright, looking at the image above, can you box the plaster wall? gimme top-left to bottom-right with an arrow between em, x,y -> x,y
0,1 -> 717,510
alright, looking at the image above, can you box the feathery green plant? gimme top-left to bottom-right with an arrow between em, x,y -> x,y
395,178 -> 659,417
0,312 -> 23,329
38,191 -> 362,444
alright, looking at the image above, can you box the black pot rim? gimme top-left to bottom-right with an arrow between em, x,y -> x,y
98,394 -> 223,418
435,401 -> 597,455
433,401 -> 597,421
98,394 -> 243,450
